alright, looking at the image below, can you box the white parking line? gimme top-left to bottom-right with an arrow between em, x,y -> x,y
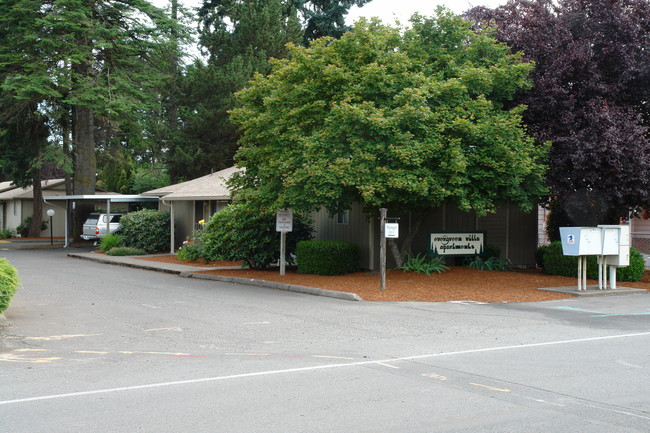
2,331 -> 649,406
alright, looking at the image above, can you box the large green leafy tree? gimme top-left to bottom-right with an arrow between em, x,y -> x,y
230,11 -> 548,261
465,0 -> 650,229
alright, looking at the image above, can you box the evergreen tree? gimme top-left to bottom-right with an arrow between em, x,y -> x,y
167,0 -> 302,181
292,0 -> 372,44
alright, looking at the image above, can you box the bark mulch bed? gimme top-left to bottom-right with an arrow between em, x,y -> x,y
138,254 -> 650,303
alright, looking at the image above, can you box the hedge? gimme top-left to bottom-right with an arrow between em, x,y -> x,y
540,241 -> 645,282
296,241 -> 360,276
117,210 -> 170,253
0,258 -> 20,314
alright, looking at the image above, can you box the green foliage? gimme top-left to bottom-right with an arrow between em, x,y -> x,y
231,11 -> 548,217
105,247 -> 148,256
176,239 -> 204,262
541,241 -> 645,282
129,166 -> 170,194
616,248 -> 645,282
197,203 -> 313,269
466,256 -> 509,271
118,210 -> 171,253
296,240 -> 360,275
535,244 -> 549,269
401,253 -> 449,275
0,228 -> 14,239
0,258 -> 20,314
98,233 -> 122,252
16,216 -> 47,237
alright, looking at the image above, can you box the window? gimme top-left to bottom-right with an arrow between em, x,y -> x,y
336,209 -> 350,225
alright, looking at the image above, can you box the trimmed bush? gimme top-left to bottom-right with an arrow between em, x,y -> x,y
198,203 -> 313,269
296,240 -> 360,275
98,233 -> 122,252
117,210 -> 170,253
0,228 -> 14,239
616,248 -> 645,282
542,241 -> 645,282
0,258 -> 20,314
106,247 -> 147,256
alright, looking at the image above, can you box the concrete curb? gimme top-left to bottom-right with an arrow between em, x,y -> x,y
539,285 -> 647,297
68,253 -> 184,275
67,253 -> 364,302
180,272 -> 363,302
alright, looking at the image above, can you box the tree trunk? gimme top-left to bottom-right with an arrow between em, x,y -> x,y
73,105 -> 96,195
29,175 -> 43,238
73,105 -> 96,241
388,212 -> 428,268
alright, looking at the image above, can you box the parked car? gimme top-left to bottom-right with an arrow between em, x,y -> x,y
81,213 -> 124,241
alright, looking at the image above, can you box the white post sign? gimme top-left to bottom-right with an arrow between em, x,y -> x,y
276,209 -> 293,232
276,209 -> 293,276
385,223 -> 399,239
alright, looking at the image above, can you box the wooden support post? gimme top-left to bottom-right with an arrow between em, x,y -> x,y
380,208 -> 387,291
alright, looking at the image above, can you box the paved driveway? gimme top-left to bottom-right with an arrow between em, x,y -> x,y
1,248 -> 649,432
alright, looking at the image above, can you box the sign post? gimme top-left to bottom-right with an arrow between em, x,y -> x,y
379,208 -> 387,291
276,209 -> 293,276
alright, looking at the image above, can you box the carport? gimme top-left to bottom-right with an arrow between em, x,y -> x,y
42,194 -> 159,247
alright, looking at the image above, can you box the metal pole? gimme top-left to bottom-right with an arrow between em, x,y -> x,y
280,231 -> 286,276
380,208 -> 387,291
577,255 -> 582,291
49,216 -> 53,245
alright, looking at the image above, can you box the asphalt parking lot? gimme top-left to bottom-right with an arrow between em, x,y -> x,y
1,245 -> 649,432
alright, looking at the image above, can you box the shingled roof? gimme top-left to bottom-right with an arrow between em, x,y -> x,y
142,166 -> 243,201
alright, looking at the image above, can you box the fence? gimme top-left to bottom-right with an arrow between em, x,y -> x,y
632,231 -> 650,254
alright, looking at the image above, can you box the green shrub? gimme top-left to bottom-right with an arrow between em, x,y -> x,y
198,203 -> 313,269
466,256 -> 509,271
117,210 -> 170,253
296,240 -> 360,275
16,216 -> 48,237
98,233 -> 122,252
0,258 -> 20,313
401,253 -> 449,275
105,247 -> 147,256
0,228 -> 13,239
542,241 -> 645,281
535,244 -> 549,269
615,248 -> 645,282
176,239 -> 204,262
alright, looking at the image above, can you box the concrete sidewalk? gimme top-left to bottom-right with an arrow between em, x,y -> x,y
67,252 -> 364,302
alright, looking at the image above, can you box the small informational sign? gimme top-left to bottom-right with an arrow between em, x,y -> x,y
429,232 -> 485,257
385,223 -> 399,238
276,208 -> 293,232
567,234 -> 575,244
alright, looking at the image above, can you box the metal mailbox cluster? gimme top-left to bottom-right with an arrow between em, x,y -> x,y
559,225 -> 630,291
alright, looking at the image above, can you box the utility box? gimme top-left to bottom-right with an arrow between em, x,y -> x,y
599,225 -> 630,267
559,227 -> 603,256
